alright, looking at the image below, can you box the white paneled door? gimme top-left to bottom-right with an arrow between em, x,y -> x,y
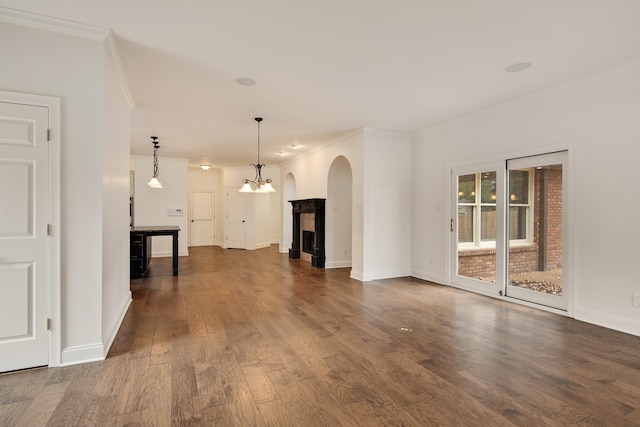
0,101 -> 50,372
190,190 -> 214,246
226,191 -> 246,249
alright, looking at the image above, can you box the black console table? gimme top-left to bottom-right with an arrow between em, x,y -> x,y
130,225 -> 180,278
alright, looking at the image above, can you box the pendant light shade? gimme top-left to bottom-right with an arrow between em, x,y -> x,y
147,136 -> 163,189
240,117 -> 275,193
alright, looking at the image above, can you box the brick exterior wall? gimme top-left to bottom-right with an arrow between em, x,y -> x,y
458,168 -> 562,279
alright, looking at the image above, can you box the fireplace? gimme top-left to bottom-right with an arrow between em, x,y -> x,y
289,198 -> 325,268
302,231 -> 314,254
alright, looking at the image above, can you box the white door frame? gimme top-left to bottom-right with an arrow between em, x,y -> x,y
0,90 -> 61,367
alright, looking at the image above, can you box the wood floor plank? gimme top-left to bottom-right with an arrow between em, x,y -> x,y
266,368 -> 329,427
171,366 -> 202,426
44,363 -> 102,426
239,360 -> 279,404
2,245 -> 640,425
11,382 -> 69,427
256,398 -> 295,427
112,357 -> 150,417
140,363 -> 171,427
0,401 -> 30,427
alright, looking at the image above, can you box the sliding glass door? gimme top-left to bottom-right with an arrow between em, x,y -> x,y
451,162 -> 504,296
451,152 -> 569,310
506,151 -> 567,310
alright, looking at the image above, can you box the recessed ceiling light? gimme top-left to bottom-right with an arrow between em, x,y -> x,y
278,151 -> 288,156
505,62 -> 532,73
290,144 -> 300,149
236,77 -> 256,86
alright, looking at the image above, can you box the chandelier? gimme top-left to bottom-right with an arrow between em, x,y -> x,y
240,117 -> 275,193
147,136 -> 163,188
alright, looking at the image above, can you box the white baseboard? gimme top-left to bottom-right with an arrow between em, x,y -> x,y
361,269 -> 412,282
326,260 -> 352,269
102,294 -> 132,358
152,250 -> 189,257
411,269 -> 446,285
61,343 -> 105,366
575,307 -> 640,337
350,269 -> 364,281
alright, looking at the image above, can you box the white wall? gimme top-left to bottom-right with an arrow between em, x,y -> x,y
101,43 -> 132,353
362,129 -> 412,280
0,20 -> 133,364
412,60 -> 640,336
133,156 -> 189,256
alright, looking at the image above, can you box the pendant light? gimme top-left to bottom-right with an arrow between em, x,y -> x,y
147,136 -> 163,189
240,117 -> 275,193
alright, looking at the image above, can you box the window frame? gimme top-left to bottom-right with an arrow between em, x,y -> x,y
458,169 -> 534,249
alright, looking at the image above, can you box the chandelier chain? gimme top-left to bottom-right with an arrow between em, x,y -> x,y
153,143 -> 159,177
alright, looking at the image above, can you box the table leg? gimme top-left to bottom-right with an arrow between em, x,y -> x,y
172,231 -> 179,276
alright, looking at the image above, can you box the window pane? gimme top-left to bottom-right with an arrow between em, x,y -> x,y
480,172 -> 497,203
509,169 -> 529,204
480,206 -> 496,241
458,206 -> 473,243
509,206 -> 527,240
458,174 -> 476,203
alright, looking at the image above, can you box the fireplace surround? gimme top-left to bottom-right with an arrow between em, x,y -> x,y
289,198 -> 325,268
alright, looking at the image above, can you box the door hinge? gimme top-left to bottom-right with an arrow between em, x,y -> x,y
47,224 -> 51,235
450,218 -> 454,232
46,129 -> 50,141
47,318 -> 52,330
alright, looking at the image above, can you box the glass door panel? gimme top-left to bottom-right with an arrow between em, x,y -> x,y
451,163 -> 504,295
506,152 -> 567,310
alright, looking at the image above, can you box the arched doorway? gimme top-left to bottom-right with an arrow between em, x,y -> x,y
326,156 -> 352,268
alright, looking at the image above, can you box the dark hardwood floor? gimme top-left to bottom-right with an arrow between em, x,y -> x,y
2,245 -> 640,426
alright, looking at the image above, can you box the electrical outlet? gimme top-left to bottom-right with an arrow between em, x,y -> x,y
633,293 -> 640,307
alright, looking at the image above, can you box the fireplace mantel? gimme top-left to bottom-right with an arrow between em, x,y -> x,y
289,198 -> 325,268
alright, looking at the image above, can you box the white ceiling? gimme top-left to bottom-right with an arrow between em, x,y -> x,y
2,0 -> 640,167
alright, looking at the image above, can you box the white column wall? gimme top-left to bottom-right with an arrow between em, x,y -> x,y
101,43 -> 133,354
362,128 -> 412,281
412,60 -> 640,336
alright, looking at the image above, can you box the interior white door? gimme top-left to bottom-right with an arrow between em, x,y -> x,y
190,190 -> 214,246
226,190 -> 246,249
0,101 -> 50,372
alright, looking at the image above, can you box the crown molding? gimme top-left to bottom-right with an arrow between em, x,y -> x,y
104,31 -> 136,109
0,6 -> 136,108
0,6 -> 109,40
